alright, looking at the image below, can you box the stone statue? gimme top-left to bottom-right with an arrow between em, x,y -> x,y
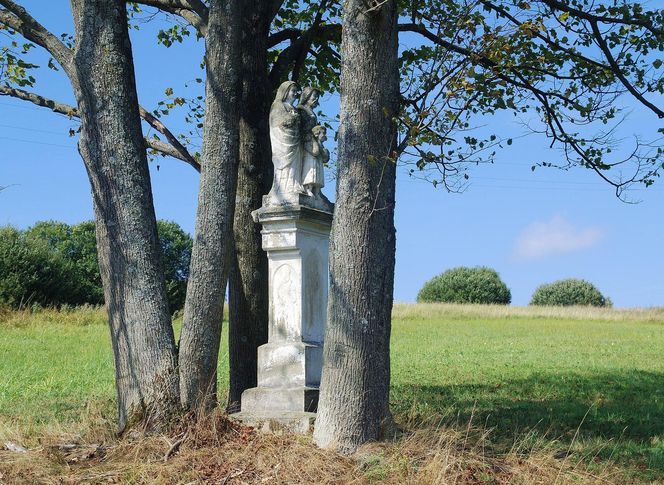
269,80 -> 304,196
298,87 -> 324,197
267,82 -> 330,207
302,125 -> 328,196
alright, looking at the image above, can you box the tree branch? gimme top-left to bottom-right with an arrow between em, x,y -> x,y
0,0 -> 72,74
133,0 -> 209,35
138,106 -> 201,170
0,85 -> 200,171
539,0 -> 664,37
478,0 -> 610,72
398,23 -> 652,192
268,28 -> 301,48
0,1 -> 73,74
589,20 -> 664,119
268,23 -> 341,87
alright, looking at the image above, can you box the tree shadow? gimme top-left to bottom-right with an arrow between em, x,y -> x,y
392,369 -> 664,473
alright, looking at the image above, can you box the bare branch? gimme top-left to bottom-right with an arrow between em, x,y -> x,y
0,85 -> 200,171
133,0 -> 209,35
268,28 -> 300,48
0,85 -> 77,116
138,106 -> 201,170
146,137 -> 200,171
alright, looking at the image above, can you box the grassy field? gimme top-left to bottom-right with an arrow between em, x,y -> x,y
1,304 -> 663,483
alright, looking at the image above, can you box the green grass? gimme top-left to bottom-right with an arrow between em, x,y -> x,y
1,304 -> 663,480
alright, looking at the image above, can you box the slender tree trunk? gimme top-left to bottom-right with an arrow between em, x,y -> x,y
179,0 -> 243,410
69,0 -> 180,432
226,0 -> 275,412
313,0 -> 399,453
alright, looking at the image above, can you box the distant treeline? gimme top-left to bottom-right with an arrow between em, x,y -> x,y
0,220 -> 192,312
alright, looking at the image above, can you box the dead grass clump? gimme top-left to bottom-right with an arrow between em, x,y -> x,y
393,302 -> 664,322
0,304 -> 106,327
0,409 -> 638,484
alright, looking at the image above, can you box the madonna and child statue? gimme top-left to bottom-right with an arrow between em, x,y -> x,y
240,81 -> 333,424
266,80 -> 333,211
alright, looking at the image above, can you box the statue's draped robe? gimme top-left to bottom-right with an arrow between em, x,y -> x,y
269,100 -> 302,194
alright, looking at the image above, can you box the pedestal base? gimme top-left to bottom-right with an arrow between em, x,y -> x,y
232,411 -> 316,434
241,386 -> 318,413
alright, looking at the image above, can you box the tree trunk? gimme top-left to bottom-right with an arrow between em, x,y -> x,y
313,0 -> 399,453
69,0 -> 180,432
226,0 -> 274,412
179,0 -> 243,411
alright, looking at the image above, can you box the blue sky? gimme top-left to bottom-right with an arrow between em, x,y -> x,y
1,3 -> 662,307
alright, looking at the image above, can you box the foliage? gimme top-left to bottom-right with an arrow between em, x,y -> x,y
25,220 -> 103,305
417,266 -> 511,304
529,278 -> 609,307
156,220 -> 192,312
1,220 -> 192,311
3,1 -> 661,196
396,0 -> 664,195
0,226 -> 81,308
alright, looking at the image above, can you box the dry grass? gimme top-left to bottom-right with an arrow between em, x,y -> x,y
393,302 -> 664,322
0,410 -> 643,484
0,304 -> 107,328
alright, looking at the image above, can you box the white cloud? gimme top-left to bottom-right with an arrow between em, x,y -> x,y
513,215 -> 604,261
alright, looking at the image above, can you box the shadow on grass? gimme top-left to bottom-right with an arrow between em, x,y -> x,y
392,370 -> 664,473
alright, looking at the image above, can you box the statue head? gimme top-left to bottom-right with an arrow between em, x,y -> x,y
312,125 -> 327,142
275,80 -> 301,106
299,87 -> 321,108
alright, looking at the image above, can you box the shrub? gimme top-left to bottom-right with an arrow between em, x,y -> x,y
10,220 -> 193,312
529,278 -> 609,307
0,226 -> 81,308
25,220 -> 103,304
417,266 -> 511,305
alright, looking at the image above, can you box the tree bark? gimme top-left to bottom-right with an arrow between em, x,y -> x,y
226,0 -> 274,412
178,0 -> 242,411
69,0 -> 180,432
313,0 -> 399,453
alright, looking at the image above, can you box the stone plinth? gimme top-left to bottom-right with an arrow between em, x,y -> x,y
238,194 -> 333,430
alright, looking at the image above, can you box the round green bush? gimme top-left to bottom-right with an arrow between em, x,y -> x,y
529,278 -> 609,307
417,266 -> 511,304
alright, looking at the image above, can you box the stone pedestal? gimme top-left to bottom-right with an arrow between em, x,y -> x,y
236,194 -> 333,432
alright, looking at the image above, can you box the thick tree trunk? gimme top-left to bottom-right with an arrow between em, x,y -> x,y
179,0 -> 242,410
227,0 -> 273,412
69,0 -> 180,431
313,0 -> 399,453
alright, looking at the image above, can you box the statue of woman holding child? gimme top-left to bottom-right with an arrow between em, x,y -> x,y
268,81 -> 328,201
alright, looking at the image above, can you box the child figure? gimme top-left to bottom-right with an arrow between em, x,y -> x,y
302,125 -> 328,197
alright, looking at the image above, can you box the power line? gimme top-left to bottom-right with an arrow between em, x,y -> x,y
0,123 -> 75,136
0,136 -> 74,149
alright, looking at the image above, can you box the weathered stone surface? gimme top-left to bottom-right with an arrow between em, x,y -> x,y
232,411 -> 316,434
257,342 -> 323,388
238,103 -> 333,433
241,387 -> 319,413
239,199 -> 332,433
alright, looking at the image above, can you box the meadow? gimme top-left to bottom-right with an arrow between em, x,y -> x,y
1,304 -> 663,483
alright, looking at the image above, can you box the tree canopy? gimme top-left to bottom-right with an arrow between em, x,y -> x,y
2,1 -> 662,196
